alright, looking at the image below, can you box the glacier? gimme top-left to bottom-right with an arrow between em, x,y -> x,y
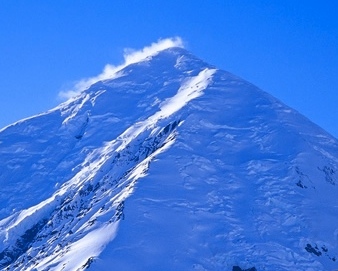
0,46 -> 338,271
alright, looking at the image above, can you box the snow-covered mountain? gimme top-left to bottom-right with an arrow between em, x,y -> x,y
1,46 -> 338,271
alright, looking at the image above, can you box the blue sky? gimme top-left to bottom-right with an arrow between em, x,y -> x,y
0,1 -> 337,137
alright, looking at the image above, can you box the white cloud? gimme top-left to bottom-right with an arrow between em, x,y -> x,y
58,37 -> 184,100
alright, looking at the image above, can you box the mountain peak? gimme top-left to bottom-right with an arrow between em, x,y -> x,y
1,44 -> 338,271
117,45 -> 212,73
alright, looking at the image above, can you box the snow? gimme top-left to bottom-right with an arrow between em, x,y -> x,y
0,46 -> 338,270
59,37 -> 183,100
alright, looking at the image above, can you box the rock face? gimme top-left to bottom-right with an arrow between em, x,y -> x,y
0,47 -> 338,271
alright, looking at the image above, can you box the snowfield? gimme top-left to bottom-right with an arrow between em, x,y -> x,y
0,46 -> 338,271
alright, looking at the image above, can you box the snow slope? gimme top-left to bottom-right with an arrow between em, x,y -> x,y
0,47 -> 338,271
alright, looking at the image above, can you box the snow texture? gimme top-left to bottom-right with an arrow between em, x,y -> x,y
1,46 -> 338,271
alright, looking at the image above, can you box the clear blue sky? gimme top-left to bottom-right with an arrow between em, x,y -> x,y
0,1 -> 337,138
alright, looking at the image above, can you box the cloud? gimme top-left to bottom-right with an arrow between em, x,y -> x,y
58,37 -> 184,100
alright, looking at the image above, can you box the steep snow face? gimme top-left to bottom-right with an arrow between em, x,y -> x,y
0,47 -> 338,271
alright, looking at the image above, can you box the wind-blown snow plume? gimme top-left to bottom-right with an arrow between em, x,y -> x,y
58,37 -> 184,100
123,37 -> 183,65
